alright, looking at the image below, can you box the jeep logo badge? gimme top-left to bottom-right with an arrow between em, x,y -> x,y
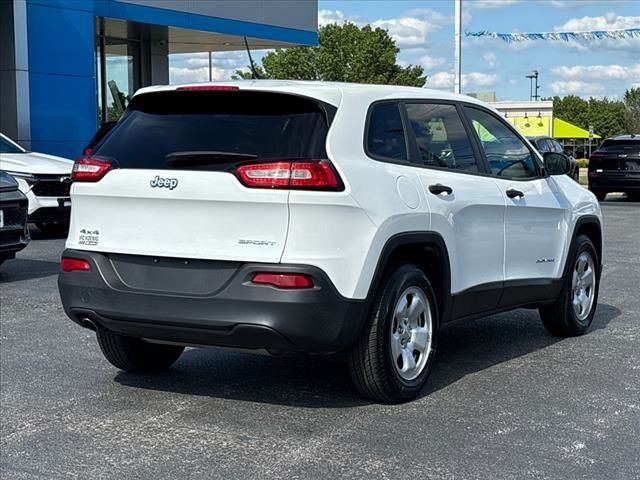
150,175 -> 178,190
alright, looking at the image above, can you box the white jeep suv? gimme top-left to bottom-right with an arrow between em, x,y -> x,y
58,81 -> 602,402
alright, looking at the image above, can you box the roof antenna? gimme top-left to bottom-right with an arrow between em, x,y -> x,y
244,36 -> 262,79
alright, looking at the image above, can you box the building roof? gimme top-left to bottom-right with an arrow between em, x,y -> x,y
553,118 -> 601,139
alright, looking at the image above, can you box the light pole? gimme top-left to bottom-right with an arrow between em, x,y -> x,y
453,0 -> 462,94
526,70 -> 540,101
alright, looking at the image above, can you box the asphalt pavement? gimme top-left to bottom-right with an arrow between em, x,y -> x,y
1,198 -> 639,479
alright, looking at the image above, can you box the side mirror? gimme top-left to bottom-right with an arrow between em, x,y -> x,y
544,152 -> 571,176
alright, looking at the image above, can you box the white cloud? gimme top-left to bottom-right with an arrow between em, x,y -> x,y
318,9 -> 347,26
551,64 -> 640,80
168,51 -> 251,84
555,12 -> 640,30
465,72 -> 499,87
483,52 -> 497,68
372,9 -> 449,47
426,71 -> 498,89
549,80 -> 606,95
554,12 -> 640,54
419,54 -> 446,70
427,72 -> 456,89
169,66 -> 231,84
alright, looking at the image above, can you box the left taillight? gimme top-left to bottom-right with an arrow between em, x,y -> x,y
71,156 -> 112,182
60,257 -> 91,272
235,160 -> 342,190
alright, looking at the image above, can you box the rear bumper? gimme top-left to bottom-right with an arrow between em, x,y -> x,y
58,249 -> 368,353
589,173 -> 640,191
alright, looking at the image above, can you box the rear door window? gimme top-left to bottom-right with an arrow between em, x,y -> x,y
366,102 -> 408,162
93,91 -> 333,171
405,103 -> 479,172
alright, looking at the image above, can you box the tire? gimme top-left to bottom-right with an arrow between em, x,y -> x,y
348,264 -> 438,403
36,221 -> 70,235
590,190 -> 606,201
627,192 -> 640,202
96,328 -> 184,373
539,235 -> 600,337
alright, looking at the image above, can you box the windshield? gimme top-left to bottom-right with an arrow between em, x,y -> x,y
0,135 -> 26,154
94,91 -> 333,171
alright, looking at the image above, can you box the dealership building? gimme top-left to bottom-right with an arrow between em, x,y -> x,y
1,0 -> 318,158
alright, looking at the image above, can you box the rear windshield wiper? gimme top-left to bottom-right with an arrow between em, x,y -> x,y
166,151 -> 258,167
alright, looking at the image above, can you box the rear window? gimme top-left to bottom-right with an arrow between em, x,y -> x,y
599,139 -> 640,153
93,91 -> 333,170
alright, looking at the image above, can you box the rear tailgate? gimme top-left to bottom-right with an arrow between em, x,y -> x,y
66,88 -> 334,263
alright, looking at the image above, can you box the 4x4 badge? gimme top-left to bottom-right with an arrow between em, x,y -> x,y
150,175 -> 178,190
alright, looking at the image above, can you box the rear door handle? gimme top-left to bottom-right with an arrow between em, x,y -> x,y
506,188 -> 524,199
429,184 -> 453,196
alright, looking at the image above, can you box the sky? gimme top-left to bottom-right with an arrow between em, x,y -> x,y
168,0 -> 640,101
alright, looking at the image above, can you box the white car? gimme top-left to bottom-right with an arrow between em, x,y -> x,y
0,133 -> 73,234
58,81 -> 603,402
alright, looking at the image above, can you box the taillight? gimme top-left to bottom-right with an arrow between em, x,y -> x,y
251,273 -> 314,289
235,161 -> 341,190
72,156 -> 112,182
61,257 -> 91,272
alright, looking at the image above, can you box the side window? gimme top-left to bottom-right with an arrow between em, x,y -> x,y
405,103 -> 479,172
366,103 -> 408,161
551,139 -> 564,154
464,107 -> 539,179
535,138 -> 550,153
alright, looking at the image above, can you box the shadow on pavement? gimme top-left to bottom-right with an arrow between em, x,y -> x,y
0,258 -> 60,282
114,303 -> 620,408
424,303 -> 620,396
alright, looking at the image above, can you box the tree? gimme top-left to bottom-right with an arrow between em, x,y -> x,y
623,87 -> 640,133
552,95 -> 626,140
233,23 -> 426,87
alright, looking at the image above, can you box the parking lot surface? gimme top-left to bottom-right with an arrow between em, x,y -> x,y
1,199 -> 639,479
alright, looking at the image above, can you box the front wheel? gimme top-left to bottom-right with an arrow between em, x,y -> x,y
589,189 -> 607,201
96,329 -> 184,373
539,235 -> 600,337
348,264 -> 438,403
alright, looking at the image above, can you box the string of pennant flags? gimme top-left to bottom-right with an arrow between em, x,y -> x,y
465,27 -> 640,43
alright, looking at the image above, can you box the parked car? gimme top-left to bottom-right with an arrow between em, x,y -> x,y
58,82 -> 602,402
0,170 -> 30,266
527,136 -> 579,182
0,132 -> 73,234
588,134 -> 640,201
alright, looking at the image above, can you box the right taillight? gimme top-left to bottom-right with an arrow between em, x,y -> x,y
71,156 -> 112,182
235,160 -> 342,190
60,257 -> 91,272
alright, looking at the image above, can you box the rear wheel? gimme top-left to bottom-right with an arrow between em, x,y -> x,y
96,328 -> 184,373
539,235 -> 599,337
590,189 -> 607,201
348,264 -> 438,403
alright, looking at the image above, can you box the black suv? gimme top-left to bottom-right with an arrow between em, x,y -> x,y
588,135 -> 640,201
0,171 -> 30,266
527,136 -> 579,182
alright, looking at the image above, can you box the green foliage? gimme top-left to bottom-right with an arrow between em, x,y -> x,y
552,95 -> 626,140
576,158 -> 589,168
623,87 -> 640,133
234,23 -> 426,87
